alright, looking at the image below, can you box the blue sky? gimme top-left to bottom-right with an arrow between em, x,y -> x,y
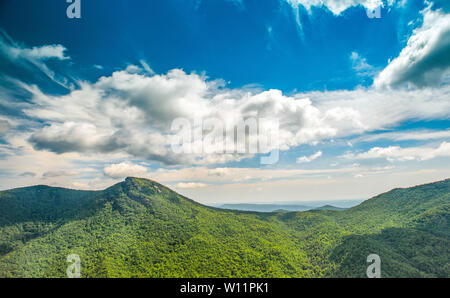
0,0 -> 424,91
0,0 -> 449,203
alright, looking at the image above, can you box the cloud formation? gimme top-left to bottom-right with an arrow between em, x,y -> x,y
175,182 -> 208,189
0,30 -> 70,88
0,3 -> 449,202
374,6 -> 450,88
350,52 -> 378,78
0,31 -> 69,62
19,64 -> 450,166
296,151 -> 323,163
355,129 -> 450,142
345,142 -> 450,162
286,0 -> 388,15
103,162 -> 148,179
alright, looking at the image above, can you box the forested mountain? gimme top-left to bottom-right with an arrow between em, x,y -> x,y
219,203 -> 312,212
219,203 -> 350,212
0,177 -> 448,277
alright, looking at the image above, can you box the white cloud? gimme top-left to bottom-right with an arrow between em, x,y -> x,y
139,60 -> 155,75
179,168 -> 450,204
0,131 -> 107,190
284,0 -> 392,37
103,162 -> 148,179
286,0 -> 387,15
296,150 -> 323,163
345,141 -> 450,162
148,166 -> 360,184
350,52 -> 378,78
0,30 -> 70,87
175,182 -> 208,189
0,32 -> 69,62
307,87 -> 450,131
374,6 -> 450,88
355,129 -> 450,142
17,65 -> 450,166
0,22 -> 445,168
17,44 -> 69,61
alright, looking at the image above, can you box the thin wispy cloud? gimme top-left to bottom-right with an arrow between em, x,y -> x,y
344,142 -> 450,162
0,30 -> 71,89
297,151 -> 323,163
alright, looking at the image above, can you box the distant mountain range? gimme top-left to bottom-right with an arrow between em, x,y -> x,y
219,203 -> 314,212
217,201 -> 357,212
0,177 -> 448,277
312,205 -> 347,211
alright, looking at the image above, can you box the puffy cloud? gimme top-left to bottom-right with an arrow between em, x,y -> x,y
21,65 -> 450,166
1,21 -> 448,167
0,132 -> 92,187
296,151 -> 322,163
175,182 -> 208,189
307,87 -> 450,130
345,142 -> 450,162
23,67 -> 331,164
0,31 -> 69,62
30,122 -> 120,154
374,6 -> 450,88
103,162 -> 148,179
17,44 -> 69,61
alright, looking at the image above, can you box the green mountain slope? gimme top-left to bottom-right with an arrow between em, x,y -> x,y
0,177 -> 448,278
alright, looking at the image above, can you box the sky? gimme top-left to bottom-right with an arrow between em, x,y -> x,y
0,0 -> 449,204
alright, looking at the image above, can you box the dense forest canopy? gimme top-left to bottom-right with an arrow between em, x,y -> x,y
0,177 -> 448,277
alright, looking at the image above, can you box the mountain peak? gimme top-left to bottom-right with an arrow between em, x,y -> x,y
120,176 -> 174,199
125,176 -> 149,182
124,177 -> 163,188
124,176 -> 163,186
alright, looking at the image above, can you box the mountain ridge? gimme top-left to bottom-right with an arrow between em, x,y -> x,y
0,177 -> 448,277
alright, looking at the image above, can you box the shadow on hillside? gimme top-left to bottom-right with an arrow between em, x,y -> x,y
0,187 -> 103,227
329,227 -> 449,278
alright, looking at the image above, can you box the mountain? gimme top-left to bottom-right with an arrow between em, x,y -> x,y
0,177 -> 448,278
313,205 -> 347,211
217,199 -> 362,212
219,203 -> 312,212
